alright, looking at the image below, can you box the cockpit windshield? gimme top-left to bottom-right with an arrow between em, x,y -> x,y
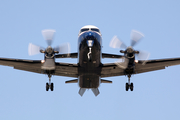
80,28 -> 89,33
91,28 -> 100,33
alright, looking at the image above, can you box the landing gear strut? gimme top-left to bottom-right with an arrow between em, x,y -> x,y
125,75 -> 134,91
87,47 -> 92,62
46,74 -> 54,91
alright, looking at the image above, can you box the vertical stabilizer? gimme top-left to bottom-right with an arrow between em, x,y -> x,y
91,88 -> 100,96
79,88 -> 86,96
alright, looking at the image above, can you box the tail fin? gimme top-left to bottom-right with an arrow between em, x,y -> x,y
78,88 -> 86,96
91,88 -> 100,96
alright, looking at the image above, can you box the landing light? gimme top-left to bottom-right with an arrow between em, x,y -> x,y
135,60 -> 138,63
41,60 -> 45,63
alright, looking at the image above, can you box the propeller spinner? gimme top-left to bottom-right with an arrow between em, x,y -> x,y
42,29 -> 56,46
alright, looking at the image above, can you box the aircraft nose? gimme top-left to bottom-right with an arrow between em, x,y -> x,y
84,31 -> 95,40
85,31 -> 93,37
88,31 -> 93,36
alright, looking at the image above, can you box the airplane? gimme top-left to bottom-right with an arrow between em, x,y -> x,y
0,25 -> 180,96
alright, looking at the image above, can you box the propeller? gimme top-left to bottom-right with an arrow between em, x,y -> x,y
28,43 -> 44,56
130,30 -> 144,47
54,43 -> 70,54
109,36 -> 127,49
114,57 -> 129,69
28,29 -> 70,56
137,51 -> 150,65
110,30 -> 150,69
42,29 -> 56,46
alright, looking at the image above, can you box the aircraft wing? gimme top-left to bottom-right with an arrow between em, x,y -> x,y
0,58 -> 78,78
55,53 -> 124,59
135,58 -> 180,74
55,53 -> 78,58
101,63 -> 125,77
101,58 -> 180,78
102,53 -> 124,58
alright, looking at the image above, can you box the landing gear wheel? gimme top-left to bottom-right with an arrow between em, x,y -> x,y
89,57 -> 92,62
50,83 -> 54,91
88,54 -> 92,62
125,83 -> 129,91
130,83 -> 134,91
46,83 -> 49,91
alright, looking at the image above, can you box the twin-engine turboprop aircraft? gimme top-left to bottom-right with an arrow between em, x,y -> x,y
1,25 -> 180,96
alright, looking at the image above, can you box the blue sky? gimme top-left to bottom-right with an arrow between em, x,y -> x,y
0,0 -> 180,120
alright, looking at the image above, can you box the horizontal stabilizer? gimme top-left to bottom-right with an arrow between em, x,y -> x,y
79,88 -> 86,96
65,79 -> 78,83
91,88 -> 100,96
101,79 -> 112,83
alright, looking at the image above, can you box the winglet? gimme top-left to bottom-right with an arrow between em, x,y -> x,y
79,88 -> 86,96
91,88 -> 100,96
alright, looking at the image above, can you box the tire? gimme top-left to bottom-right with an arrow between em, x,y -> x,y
125,83 -> 129,91
130,83 -> 134,91
46,83 -> 49,91
88,54 -> 92,62
50,83 -> 54,91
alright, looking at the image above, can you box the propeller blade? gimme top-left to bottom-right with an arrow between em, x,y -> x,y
109,36 -> 127,49
137,51 -> 150,65
115,57 -> 129,69
54,43 -> 70,54
42,29 -> 56,46
130,30 -> 144,47
28,43 -> 44,56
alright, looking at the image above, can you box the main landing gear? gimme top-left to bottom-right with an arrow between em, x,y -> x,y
46,74 -> 54,91
125,75 -> 134,91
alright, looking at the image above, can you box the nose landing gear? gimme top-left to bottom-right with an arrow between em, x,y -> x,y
125,75 -> 134,91
87,47 -> 92,62
46,74 -> 54,91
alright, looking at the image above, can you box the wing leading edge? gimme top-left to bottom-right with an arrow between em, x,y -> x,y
101,58 -> 180,78
55,53 -> 124,59
1,57 -> 180,78
0,58 -> 78,78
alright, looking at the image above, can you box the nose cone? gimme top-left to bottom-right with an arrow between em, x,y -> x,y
79,30 -> 101,46
88,31 -> 93,36
84,31 -> 94,37
84,31 -> 97,41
